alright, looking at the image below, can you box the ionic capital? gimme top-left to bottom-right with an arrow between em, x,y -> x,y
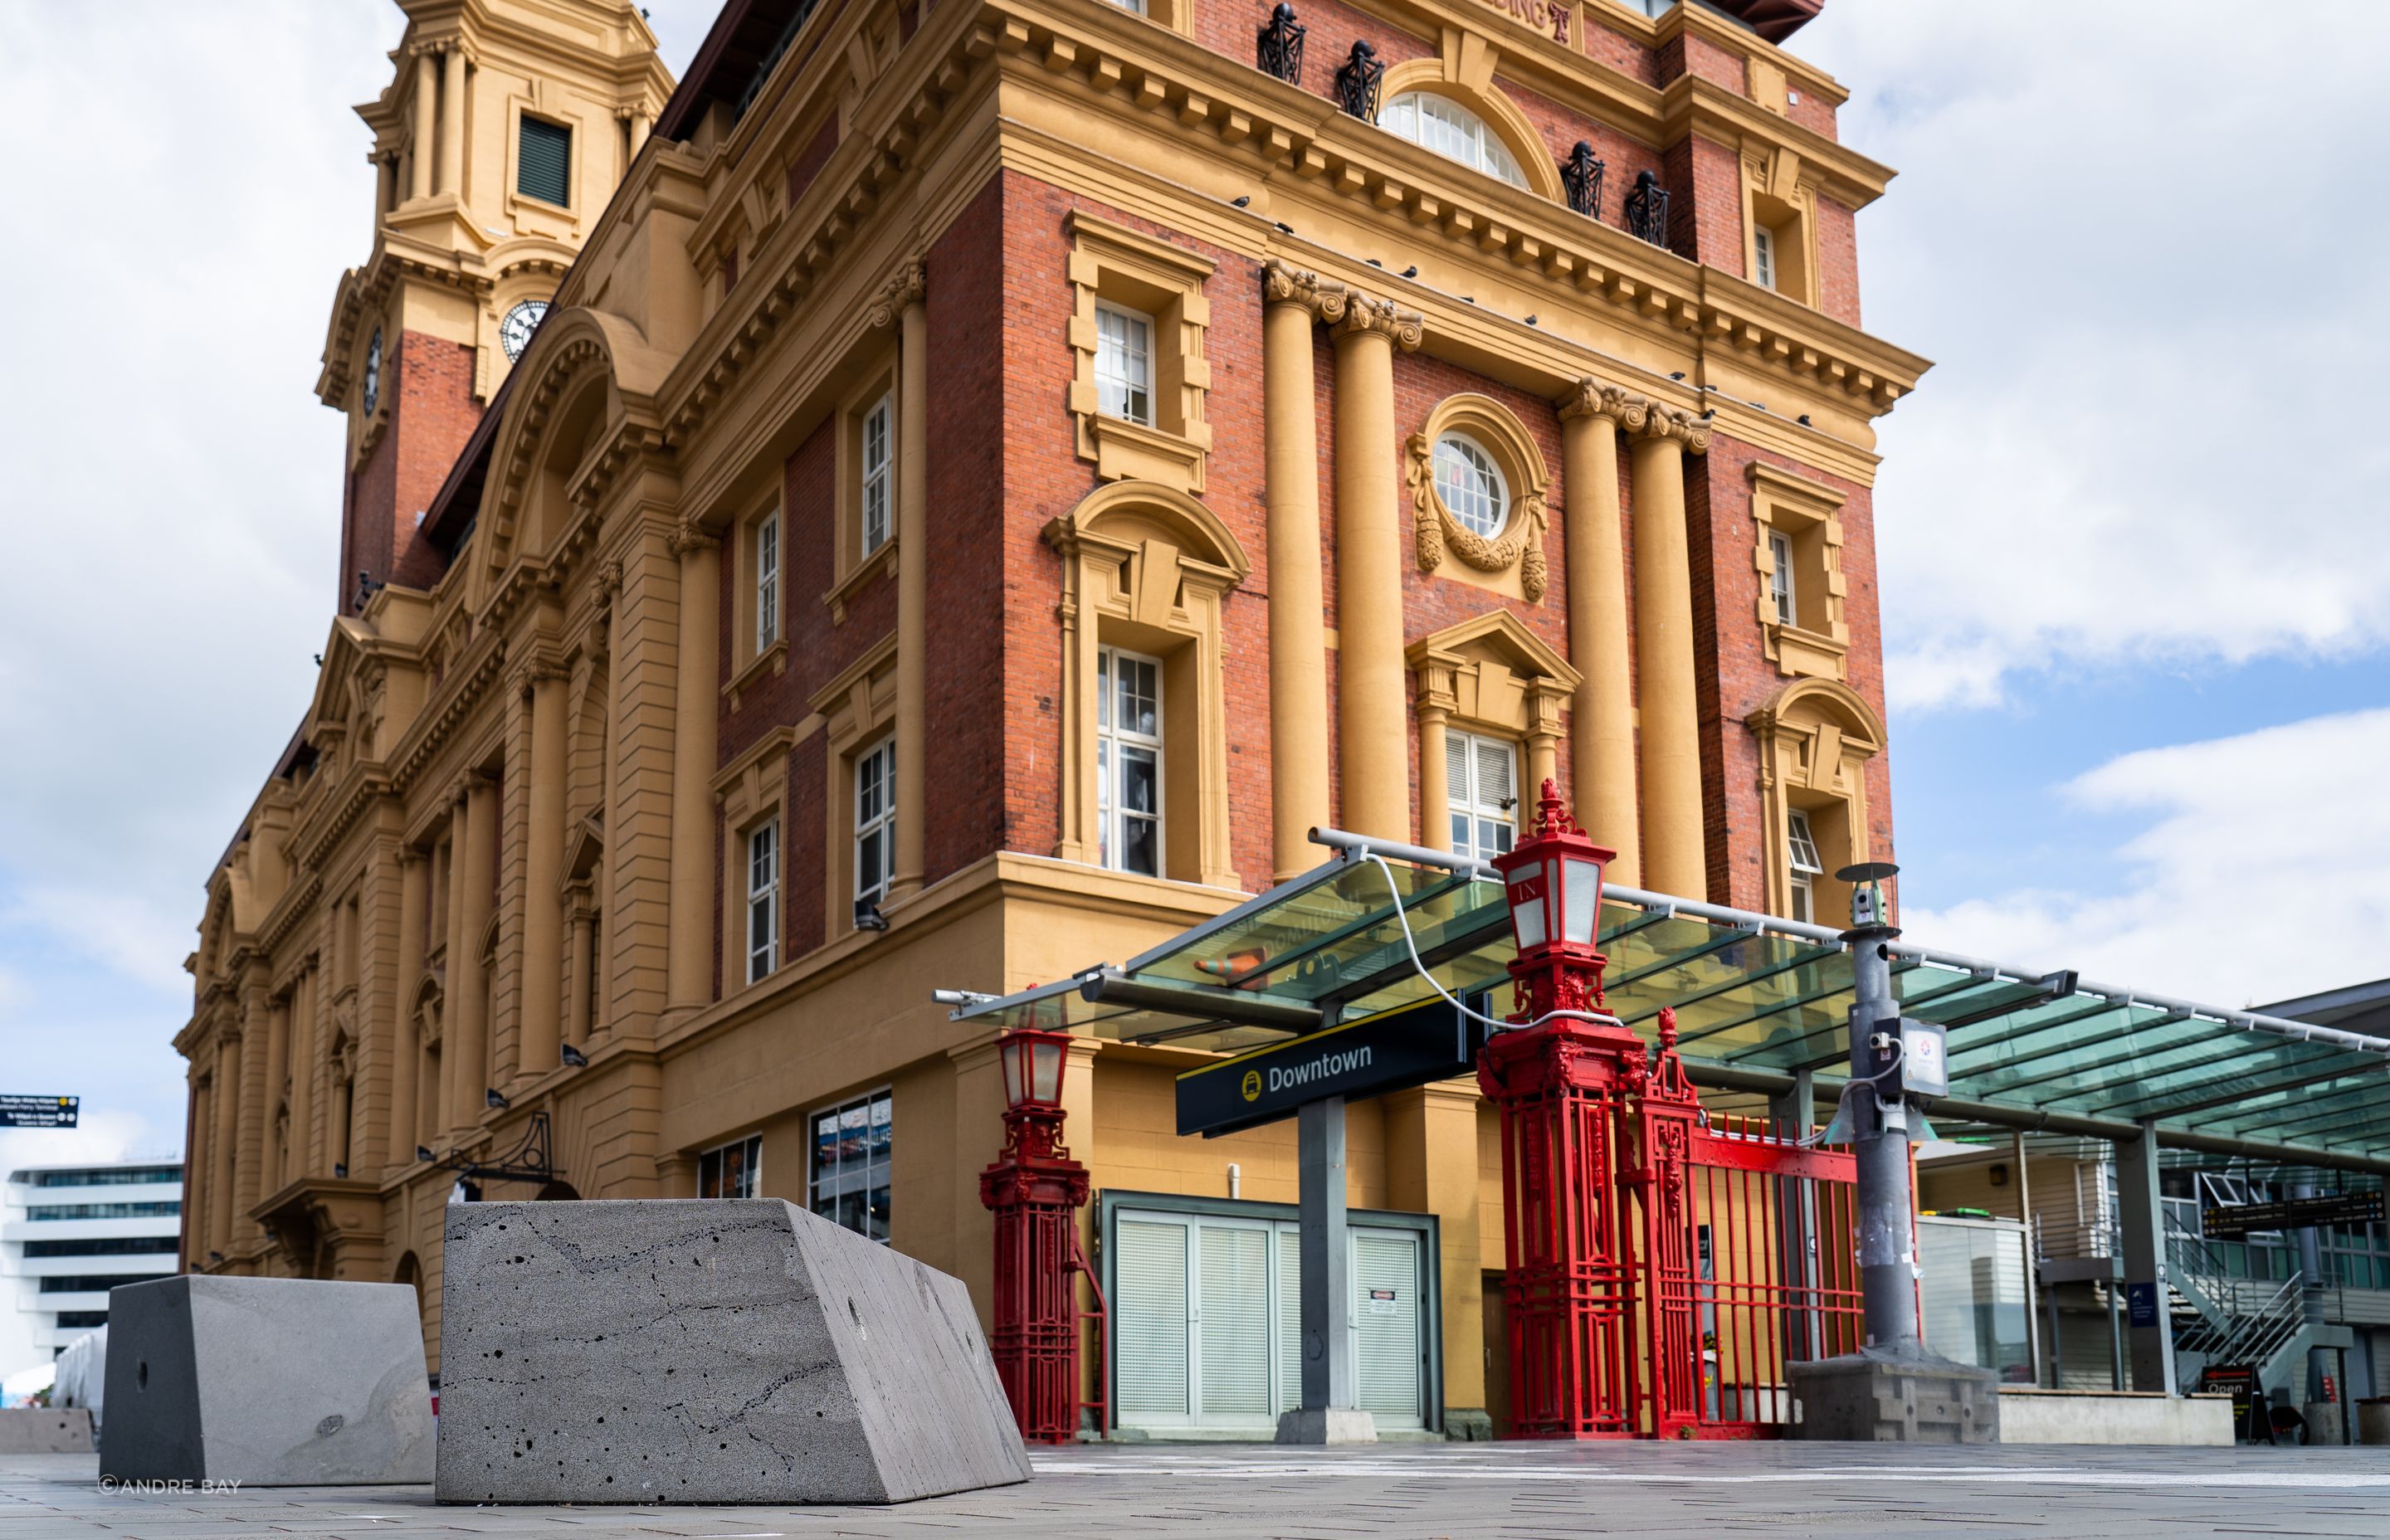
1329,292 -> 1424,352
667,518 -> 719,559
1558,378 -> 1652,432
1633,403 -> 1713,455
1260,261 -> 1349,324
866,256 -> 927,329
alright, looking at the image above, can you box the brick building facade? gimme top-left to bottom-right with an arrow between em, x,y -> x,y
178,0 -> 1924,1437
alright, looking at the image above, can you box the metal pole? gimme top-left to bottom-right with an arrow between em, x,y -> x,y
1298,1094 -> 1354,1412
2115,1124 -> 2177,1395
1846,926 -> 1919,1352
2014,1128 -> 2042,1386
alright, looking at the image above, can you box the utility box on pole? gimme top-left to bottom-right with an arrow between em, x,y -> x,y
1786,863 -> 2001,1444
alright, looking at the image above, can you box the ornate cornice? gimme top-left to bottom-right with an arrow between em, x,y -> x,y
866,256 -> 928,329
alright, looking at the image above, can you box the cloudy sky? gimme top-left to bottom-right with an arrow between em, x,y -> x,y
0,0 -> 2382,1170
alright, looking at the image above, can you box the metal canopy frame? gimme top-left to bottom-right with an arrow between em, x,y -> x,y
943,831 -> 2390,1174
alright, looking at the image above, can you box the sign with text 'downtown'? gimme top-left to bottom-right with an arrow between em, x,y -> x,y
1175,997 -> 1491,1138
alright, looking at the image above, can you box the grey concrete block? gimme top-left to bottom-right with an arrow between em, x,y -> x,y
1275,1407 -> 1378,1444
100,1275 -> 435,1484
0,1407 -> 94,1454
436,1199 -> 1031,1505
1788,1348 -> 2002,1442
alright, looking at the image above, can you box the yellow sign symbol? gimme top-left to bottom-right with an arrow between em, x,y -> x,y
1241,1070 -> 1262,1102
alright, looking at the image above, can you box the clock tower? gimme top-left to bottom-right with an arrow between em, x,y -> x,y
316,0 -> 672,612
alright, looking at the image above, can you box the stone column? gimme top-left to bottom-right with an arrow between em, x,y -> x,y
451,775 -> 498,1136
188,1077 -> 212,1264
233,988 -> 268,1240
261,993 -> 290,1188
1558,382 -> 1643,881
887,261 -> 929,901
1627,407 -> 1712,897
666,523 -> 720,1010
209,1035 -> 241,1257
289,967 -> 316,1179
519,665 -> 568,1077
408,49 -> 437,202
1261,264 -> 1335,880
437,44 -> 466,197
375,153 -> 397,220
1329,294 -> 1423,843
390,851 -> 426,1170
1415,699 -> 1451,852
565,894 -> 596,1049
439,797 -> 471,1143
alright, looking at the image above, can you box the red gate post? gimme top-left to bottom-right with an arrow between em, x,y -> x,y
1475,781 -> 1646,1437
979,1026 -> 1091,1444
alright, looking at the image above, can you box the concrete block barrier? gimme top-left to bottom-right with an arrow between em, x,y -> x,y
100,1276 -> 434,1484
0,1407 -> 95,1454
436,1199 -> 1030,1505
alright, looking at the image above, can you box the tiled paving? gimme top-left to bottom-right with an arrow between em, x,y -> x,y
6,1441 -> 2388,1538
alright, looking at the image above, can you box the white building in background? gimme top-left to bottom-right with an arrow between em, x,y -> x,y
0,1160 -> 183,1382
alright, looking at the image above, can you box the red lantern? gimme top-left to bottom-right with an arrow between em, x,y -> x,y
998,1027 -> 1070,1114
1489,778 -> 1617,1022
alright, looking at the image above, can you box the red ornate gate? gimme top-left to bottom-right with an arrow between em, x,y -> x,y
1482,1006 -> 1864,1439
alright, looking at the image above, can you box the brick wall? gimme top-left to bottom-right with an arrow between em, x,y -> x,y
344,330 -> 480,607
1687,432 -> 1890,910
1814,194 -> 1861,328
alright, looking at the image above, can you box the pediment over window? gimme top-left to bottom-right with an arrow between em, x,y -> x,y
1407,609 -> 1581,733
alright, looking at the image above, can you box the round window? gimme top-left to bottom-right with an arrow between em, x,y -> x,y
1432,433 -> 1509,538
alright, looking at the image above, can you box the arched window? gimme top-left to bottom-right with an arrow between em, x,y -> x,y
1380,93 -> 1525,188
1432,432 -> 1509,538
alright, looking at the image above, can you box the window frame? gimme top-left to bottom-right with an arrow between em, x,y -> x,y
860,392 -> 893,558
808,1088 -> 894,1243
745,816 -> 780,984
697,1133 -> 762,1199
1753,223 -> 1778,291
853,734 -> 896,911
1095,645 -> 1166,877
755,509 -> 781,652
1786,807 -> 1824,923
1768,528 -> 1797,628
1445,728 -> 1520,864
1431,431 -> 1511,540
514,112 -> 575,211
1380,91 -> 1527,188
1094,302 -> 1155,427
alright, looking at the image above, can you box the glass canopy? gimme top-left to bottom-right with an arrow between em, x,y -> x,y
945,844 -> 2390,1171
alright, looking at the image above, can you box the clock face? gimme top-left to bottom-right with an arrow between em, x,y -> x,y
500,300 -> 550,362
362,329 -> 383,415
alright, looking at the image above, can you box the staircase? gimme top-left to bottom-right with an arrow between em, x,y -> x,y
2163,1218 -> 2350,1409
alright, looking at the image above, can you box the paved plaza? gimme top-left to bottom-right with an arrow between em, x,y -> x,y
6,1441 -> 2390,1539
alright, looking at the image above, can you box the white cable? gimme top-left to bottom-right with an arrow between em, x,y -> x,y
1354,849 -> 1905,1151
1356,850 -> 1625,1036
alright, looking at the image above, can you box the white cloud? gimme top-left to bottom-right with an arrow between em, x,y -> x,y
1799,2 -> 2390,710
0,1109 -> 170,1177
1902,707 -> 2390,1008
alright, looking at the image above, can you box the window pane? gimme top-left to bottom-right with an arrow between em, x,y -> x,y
1432,435 -> 1507,538
1096,305 -> 1154,426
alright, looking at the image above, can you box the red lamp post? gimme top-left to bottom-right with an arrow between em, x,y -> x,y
1476,779 -> 1649,1437
979,1026 -> 1097,1443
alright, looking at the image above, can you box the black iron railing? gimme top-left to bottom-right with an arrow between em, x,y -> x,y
1559,141 -> 1605,220
1256,2 -> 1305,86
1625,168 -> 1671,247
1334,40 -> 1384,120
